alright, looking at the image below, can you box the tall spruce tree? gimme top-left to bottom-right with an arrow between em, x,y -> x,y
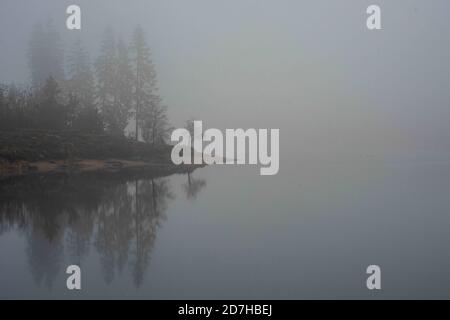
28,21 -> 64,88
130,26 -> 168,144
67,38 -> 95,109
67,38 -> 103,133
0,85 -> 6,130
106,38 -> 133,135
36,77 -> 66,130
130,26 -> 157,141
142,97 -> 170,146
95,28 -> 117,121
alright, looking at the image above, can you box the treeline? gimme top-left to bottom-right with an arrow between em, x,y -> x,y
0,22 -> 170,146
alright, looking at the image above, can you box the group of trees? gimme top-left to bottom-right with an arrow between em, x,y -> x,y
0,22 -> 170,145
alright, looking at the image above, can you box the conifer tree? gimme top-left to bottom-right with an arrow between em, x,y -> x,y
130,26 -> 169,144
106,38 -> 134,135
130,26 -> 157,141
67,38 -> 95,109
95,27 -> 117,118
28,21 -> 64,88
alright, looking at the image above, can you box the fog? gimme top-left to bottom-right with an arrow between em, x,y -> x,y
2,1 -> 450,299
1,0 -> 449,163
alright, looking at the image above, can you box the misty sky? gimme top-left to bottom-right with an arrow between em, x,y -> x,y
1,0 -> 449,161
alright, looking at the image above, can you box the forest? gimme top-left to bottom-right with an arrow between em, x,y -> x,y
0,22 -> 170,146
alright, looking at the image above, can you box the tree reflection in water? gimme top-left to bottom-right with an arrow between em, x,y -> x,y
183,170 -> 207,201
0,167 -> 204,288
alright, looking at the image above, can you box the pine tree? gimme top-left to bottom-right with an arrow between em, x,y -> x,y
36,77 -> 66,130
142,97 -> 170,146
5,84 -> 35,130
0,85 -> 6,130
130,26 -> 168,144
115,38 -> 134,133
130,26 -> 157,141
67,38 -> 95,110
28,21 -> 64,88
67,38 -> 103,133
4,84 -> 20,130
104,38 -> 133,135
95,28 -> 117,119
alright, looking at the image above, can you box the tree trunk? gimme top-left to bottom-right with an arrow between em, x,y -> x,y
135,62 -> 140,141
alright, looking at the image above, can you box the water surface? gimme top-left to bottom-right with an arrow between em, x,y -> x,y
1,158 -> 450,299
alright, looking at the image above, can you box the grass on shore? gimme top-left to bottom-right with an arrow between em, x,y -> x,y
0,130 -> 171,163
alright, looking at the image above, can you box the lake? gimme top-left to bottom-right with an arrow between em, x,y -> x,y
1,157 -> 450,299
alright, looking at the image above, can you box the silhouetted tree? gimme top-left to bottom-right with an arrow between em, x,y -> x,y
0,85 -> 13,130
72,104 -> 104,133
35,77 -> 70,130
4,23 -> 175,138
28,21 -> 64,88
96,28 -> 117,126
0,85 -> 6,130
99,36 -> 134,135
130,26 -> 157,141
67,38 -> 95,109
112,38 -> 134,135
142,97 -> 171,146
185,119 -> 195,137
67,39 -> 103,133
2,84 -> 35,129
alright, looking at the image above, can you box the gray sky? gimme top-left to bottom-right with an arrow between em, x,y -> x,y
1,0 -> 449,161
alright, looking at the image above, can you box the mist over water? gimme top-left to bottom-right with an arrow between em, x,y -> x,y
0,0 -> 450,299
1,161 -> 450,299
1,0 -> 450,161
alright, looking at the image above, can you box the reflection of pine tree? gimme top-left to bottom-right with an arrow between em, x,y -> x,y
66,208 -> 95,265
0,169 -> 203,288
93,177 -> 174,286
0,203 -> 27,240
26,221 -> 64,289
95,183 -> 134,284
184,172 -> 207,200
130,178 -> 173,287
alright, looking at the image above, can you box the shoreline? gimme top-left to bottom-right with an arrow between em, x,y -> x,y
0,158 -> 204,178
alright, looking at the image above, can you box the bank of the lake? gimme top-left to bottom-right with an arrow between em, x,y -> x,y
0,130 -> 191,177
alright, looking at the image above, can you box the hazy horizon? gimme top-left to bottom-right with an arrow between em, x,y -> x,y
1,0 -> 450,300
1,1 -> 449,163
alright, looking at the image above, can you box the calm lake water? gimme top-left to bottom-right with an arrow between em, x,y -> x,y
1,158 -> 450,299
